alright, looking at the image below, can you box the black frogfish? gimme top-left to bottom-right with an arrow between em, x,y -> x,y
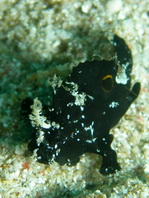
28,35 -> 140,175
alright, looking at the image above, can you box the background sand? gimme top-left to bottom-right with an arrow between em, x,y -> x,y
0,0 -> 149,197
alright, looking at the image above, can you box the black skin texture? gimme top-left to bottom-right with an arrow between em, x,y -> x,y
28,35 -> 141,175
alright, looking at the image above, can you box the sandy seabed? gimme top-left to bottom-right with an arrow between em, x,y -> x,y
0,0 -> 149,197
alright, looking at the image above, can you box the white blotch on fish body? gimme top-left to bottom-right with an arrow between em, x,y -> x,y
109,101 -> 119,108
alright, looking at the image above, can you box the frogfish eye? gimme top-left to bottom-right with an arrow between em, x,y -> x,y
101,75 -> 113,92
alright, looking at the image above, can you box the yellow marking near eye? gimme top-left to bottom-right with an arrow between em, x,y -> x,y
102,75 -> 112,81
101,75 -> 113,92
